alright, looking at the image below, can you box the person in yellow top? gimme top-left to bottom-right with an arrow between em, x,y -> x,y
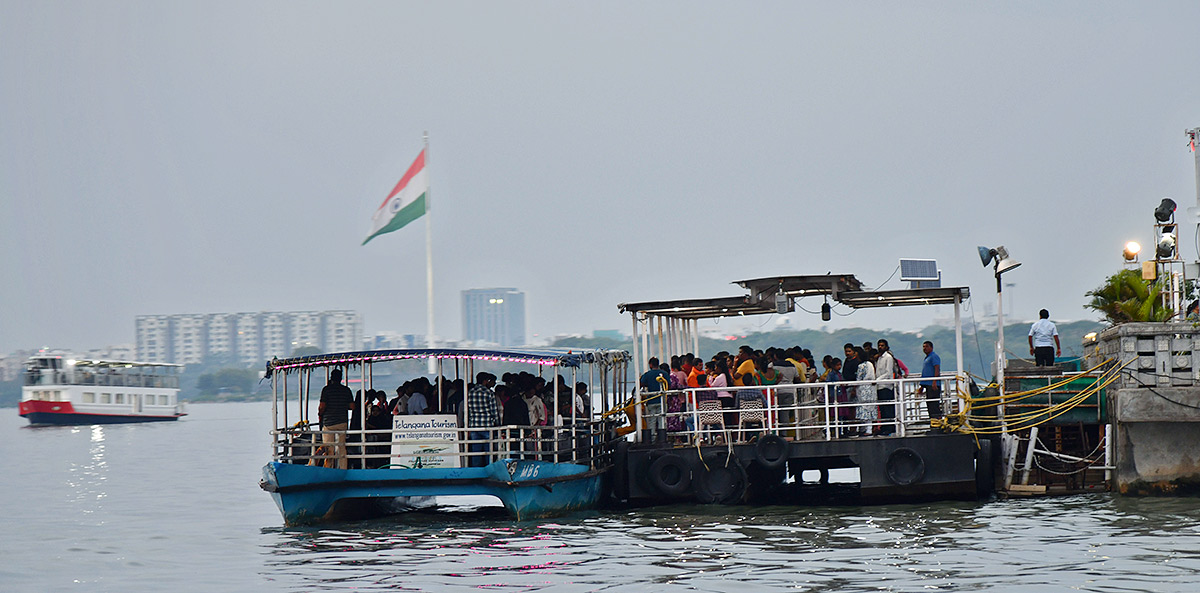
732,346 -> 758,387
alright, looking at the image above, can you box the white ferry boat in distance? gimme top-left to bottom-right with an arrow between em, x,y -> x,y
19,355 -> 186,425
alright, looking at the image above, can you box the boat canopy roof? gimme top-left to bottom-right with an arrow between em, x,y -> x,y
618,273 -> 969,320
267,347 -> 631,373
25,356 -> 183,369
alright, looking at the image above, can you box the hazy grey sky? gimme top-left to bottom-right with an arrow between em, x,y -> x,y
3,2 -> 1199,354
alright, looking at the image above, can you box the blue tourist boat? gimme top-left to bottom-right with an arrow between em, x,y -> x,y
259,347 -> 630,525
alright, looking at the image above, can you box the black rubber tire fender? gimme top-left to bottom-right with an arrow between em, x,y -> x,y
647,453 -> 692,497
754,433 -> 789,469
885,447 -> 926,486
693,452 -> 749,505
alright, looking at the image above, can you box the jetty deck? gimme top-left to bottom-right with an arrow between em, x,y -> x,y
611,274 -> 987,506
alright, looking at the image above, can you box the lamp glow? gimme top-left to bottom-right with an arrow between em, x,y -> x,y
1123,241 -> 1141,261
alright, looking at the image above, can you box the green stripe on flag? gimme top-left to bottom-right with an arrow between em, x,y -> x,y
362,193 -> 427,245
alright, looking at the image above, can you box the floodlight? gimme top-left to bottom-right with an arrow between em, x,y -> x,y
980,245 -> 1021,275
1123,241 -> 1141,261
977,246 -> 996,267
1157,229 -> 1177,259
1155,198 -> 1177,223
996,255 -> 1022,275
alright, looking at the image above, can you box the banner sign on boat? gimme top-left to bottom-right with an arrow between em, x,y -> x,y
390,414 -> 460,469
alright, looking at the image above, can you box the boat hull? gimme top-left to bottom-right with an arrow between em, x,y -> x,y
19,401 -> 184,426
261,458 -> 604,525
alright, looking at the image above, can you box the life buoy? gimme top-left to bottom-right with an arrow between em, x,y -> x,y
693,452 -> 748,504
885,447 -> 925,486
647,453 -> 692,497
754,433 -> 789,469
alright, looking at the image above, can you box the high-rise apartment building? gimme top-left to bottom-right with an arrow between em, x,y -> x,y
135,310 -> 363,366
461,288 -> 526,347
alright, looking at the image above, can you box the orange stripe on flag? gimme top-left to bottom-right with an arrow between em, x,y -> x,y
377,149 -> 426,210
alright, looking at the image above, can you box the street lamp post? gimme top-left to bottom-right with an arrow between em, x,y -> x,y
978,246 -> 1021,427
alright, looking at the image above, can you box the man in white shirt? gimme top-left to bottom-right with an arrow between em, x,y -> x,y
407,387 -> 428,415
875,339 -> 897,435
1028,309 -> 1061,367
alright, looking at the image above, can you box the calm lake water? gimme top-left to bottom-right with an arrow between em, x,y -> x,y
3,401 -> 1200,592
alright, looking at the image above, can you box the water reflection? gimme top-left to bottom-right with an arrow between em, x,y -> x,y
259,496 -> 1200,592
64,425 -> 108,514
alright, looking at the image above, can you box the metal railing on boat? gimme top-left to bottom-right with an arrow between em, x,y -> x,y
271,419 -> 618,470
617,374 -> 965,445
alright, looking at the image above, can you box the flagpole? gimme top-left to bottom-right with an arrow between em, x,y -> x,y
424,132 -> 436,375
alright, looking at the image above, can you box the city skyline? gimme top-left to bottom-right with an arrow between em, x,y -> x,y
135,310 -> 361,366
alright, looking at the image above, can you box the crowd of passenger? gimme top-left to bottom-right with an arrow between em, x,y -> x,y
307,340 -> 946,468
637,340 -> 944,442
312,369 -> 595,469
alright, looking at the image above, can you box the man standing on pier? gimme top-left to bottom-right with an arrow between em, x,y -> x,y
1028,309 -> 1061,367
318,368 -> 354,469
919,341 -> 942,422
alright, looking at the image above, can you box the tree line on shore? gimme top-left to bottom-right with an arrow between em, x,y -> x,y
0,321 -> 1104,407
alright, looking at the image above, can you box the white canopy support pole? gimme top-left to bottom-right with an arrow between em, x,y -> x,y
272,367 -> 280,456
360,362 -> 368,454
667,318 -> 675,359
632,313 -> 645,444
955,291 -> 964,400
552,364 -> 560,427
437,357 -> 445,409
307,368 -> 313,424
631,313 -> 642,381
281,367 -> 287,433
656,316 -> 665,363
692,319 -> 700,357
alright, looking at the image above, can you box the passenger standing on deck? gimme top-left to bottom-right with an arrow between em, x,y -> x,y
639,357 -> 668,434
1028,309 -> 1061,367
670,359 -> 689,391
875,339 -> 897,435
502,385 -> 531,457
317,368 -> 354,469
919,341 -> 943,420
407,383 -> 428,415
466,372 -> 501,467
770,350 -> 799,436
828,358 -> 850,436
854,348 -> 878,436
396,381 -> 415,415
841,344 -> 862,426
732,346 -> 757,387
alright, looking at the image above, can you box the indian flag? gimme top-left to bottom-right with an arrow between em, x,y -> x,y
363,149 -> 428,245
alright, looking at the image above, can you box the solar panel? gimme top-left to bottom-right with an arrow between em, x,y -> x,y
899,259 -> 939,282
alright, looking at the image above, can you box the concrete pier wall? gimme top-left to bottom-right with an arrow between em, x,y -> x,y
1088,323 -> 1200,494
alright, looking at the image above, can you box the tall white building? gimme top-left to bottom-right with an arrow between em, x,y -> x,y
462,288 -> 526,347
135,310 -> 363,366
136,316 -> 171,362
